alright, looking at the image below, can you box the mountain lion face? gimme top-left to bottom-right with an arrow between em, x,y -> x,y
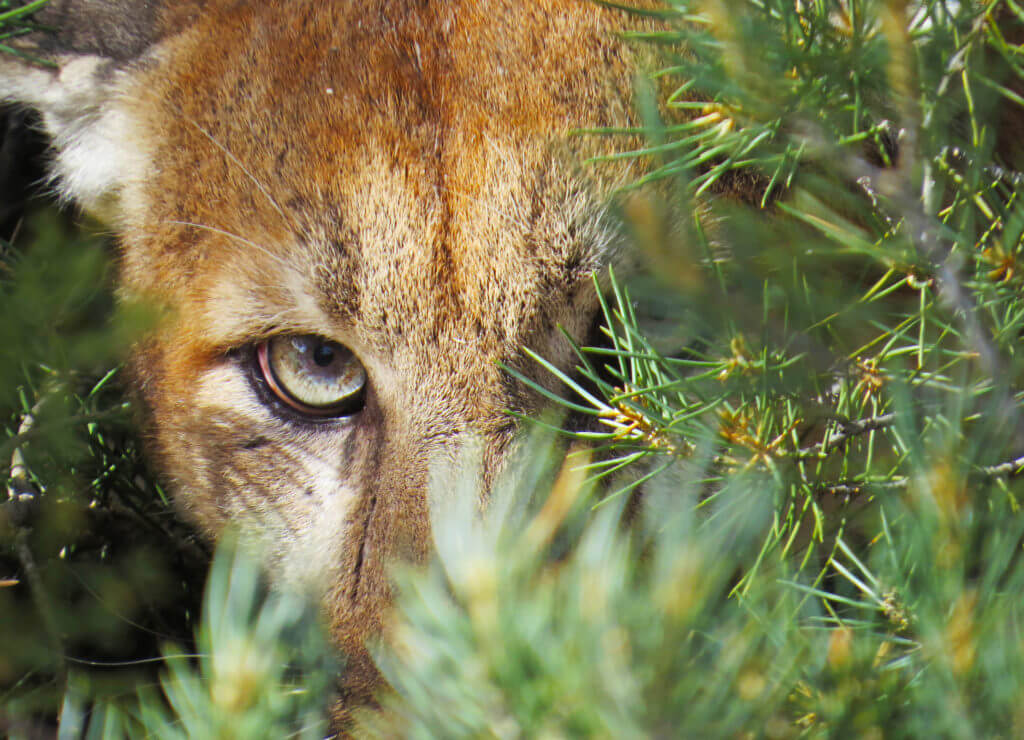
2,0 -> 644,706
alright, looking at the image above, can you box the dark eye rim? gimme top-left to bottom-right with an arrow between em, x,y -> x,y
253,338 -> 367,420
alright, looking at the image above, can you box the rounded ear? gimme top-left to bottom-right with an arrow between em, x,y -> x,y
0,0 -> 198,214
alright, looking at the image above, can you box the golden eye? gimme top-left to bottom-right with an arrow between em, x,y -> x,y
256,335 -> 366,417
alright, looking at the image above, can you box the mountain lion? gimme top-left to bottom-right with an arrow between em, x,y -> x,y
1,0 -> 650,717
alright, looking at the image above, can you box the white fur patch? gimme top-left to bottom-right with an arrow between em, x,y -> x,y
0,55 -> 147,214
195,363 -> 271,422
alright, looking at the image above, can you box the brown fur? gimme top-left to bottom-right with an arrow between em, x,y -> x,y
2,0 -> 651,721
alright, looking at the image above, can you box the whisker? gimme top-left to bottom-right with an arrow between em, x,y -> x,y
67,567 -> 184,642
185,117 -> 295,229
165,220 -> 294,272
64,654 -> 206,667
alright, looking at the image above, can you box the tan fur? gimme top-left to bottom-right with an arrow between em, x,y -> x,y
3,0 -> 651,719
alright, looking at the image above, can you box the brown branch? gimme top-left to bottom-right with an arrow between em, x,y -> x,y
14,529 -> 66,679
820,454 -> 1024,499
979,455 -> 1024,478
797,413 -> 896,459
5,401 -> 65,680
820,479 -> 909,498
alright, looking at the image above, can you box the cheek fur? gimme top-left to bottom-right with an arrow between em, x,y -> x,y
149,353 -> 364,539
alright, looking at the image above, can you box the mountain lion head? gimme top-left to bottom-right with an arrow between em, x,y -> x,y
1,0 -> 648,711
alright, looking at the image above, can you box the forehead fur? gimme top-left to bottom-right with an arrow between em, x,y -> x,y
118,0 -> 635,294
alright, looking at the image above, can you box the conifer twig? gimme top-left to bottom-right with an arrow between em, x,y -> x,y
822,453 -> 1024,498
797,413 -> 897,459
979,455 -> 1024,478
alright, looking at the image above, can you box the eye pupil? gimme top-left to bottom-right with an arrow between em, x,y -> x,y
312,344 -> 335,367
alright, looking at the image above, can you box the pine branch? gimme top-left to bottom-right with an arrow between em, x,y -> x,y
978,455 -> 1024,478
798,413 -> 897,459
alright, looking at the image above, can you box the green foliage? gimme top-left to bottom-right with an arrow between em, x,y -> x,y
0,0 -> 53,64
551,0 -> 1024,589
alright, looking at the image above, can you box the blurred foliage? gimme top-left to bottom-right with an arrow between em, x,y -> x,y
2,0 -> 1024,737
61,540 -> 336,739
355,434 -> 1024,738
